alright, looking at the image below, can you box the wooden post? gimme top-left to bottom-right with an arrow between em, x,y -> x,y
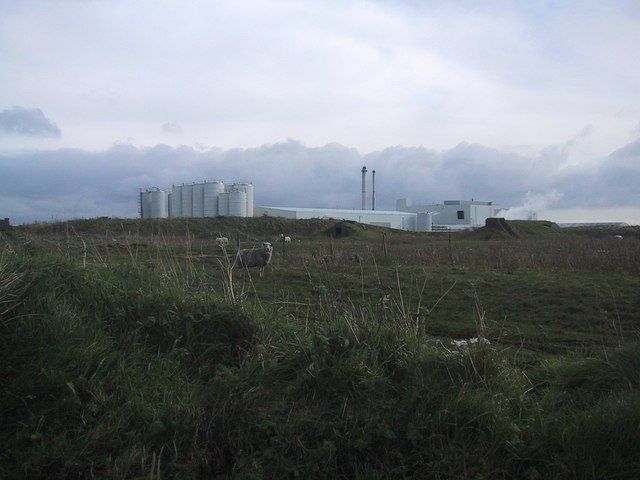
330,233 -> 335,259
382,232 -> 389,260
236,231 -> 240,250
448,228 -> 453,266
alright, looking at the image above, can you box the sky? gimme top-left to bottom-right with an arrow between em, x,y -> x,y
0,0 -> 639,224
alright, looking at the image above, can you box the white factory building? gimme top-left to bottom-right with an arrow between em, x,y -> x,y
255,199 -> 501,232
255,206 -> 418,231
396,198 -> 502,230
252,166 -> 501,232
139,166 -> 502,232
139,180 -> 253,219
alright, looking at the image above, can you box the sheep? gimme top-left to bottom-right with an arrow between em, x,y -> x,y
215,237 -> 229,247
234,242 -> 273,277
279,234 -> 292,243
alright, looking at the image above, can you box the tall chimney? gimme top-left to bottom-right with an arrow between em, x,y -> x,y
372,170 -> 376,211
361,166 -> 367,210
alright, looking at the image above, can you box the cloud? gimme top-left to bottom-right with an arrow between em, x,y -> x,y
2,1 -> 639,152
0,137 -> 637,224
0,106 -> 61,138
161,122 -> 182,134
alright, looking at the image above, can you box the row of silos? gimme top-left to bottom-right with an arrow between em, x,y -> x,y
141,181 -> 253,219
169,181 -> 253,218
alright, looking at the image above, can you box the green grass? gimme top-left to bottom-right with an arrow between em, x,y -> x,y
460,220 -> 561,240
2,218 -> 640,478
16,216 -> 395,241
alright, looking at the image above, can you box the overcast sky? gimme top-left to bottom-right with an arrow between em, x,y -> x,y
1,0 -> 639,223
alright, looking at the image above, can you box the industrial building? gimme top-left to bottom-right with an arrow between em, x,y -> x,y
255,206 -> 418,231
396,198 -> 501,230
139,181 -> 253,219
253,168 -> 500,232
140,166 -> 502,233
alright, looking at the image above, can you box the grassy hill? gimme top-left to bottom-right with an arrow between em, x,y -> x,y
1,251 -> 640,478
16,216 -> 407,241
2,217 -> 640,477
461,219 -> 561,240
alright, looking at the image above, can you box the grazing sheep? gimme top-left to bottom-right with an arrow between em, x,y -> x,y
614,235 -> 623,240
234,242 -> 273,277
279,234 -> 292,243
215,237 -> 229,247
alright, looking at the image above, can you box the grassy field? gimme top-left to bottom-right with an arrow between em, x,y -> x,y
1,217 -> 640,478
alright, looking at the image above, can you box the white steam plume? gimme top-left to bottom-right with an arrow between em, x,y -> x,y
501,191 -> 563,220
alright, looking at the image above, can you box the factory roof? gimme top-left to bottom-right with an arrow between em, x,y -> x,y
258,206 -> 415,216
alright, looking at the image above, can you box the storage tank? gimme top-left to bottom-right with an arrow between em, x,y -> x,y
192,182 -> 204,217
229,190 -> 247,217
149,189 -> 167,218
167,193 -> 173,218
233,183 -> 253,217
140,190 -> 151,218
170,185 -> 182,218
218,192 -> 230,217
204,181 -> 225,217
181,184 -> 193,217
417,212 -> 434,232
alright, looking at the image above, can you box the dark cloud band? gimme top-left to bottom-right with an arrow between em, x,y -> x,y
0,106 -> 61,138
0,139 -> 637,223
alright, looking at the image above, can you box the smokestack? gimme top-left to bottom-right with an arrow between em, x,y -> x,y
361,166 -> 367,210
372,170 -> 376,211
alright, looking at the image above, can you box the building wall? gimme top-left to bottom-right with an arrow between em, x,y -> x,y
255,206 -> 417,231
396,199 -> 499,228
255,206 -> 297,219
469,203 -> 497,227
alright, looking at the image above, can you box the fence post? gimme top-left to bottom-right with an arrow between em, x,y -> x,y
448,228 -> 454,266
281,232 -> 286,258
330,233 -> 335,259
382,232 -> 389,260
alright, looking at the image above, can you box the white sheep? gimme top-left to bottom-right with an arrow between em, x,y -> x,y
234,242 -> 273,277
215,237 -> 229,246
279,234 -> 292,243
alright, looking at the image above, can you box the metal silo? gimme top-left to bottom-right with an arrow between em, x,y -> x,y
168,193 -> 172,217
181,183 -> 193,217
229,190 -> 247,217
204,181 -> 225,217
150,189 -> 167,218
171,185 -> 182,217
417,212 -> 434,232
233,183 -> 253,217
140,190 -> 151,218
192,182 -> 204,217
218,192 -> 230,217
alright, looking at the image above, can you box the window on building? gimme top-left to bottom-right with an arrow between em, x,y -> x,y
457,210 -> 465,220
